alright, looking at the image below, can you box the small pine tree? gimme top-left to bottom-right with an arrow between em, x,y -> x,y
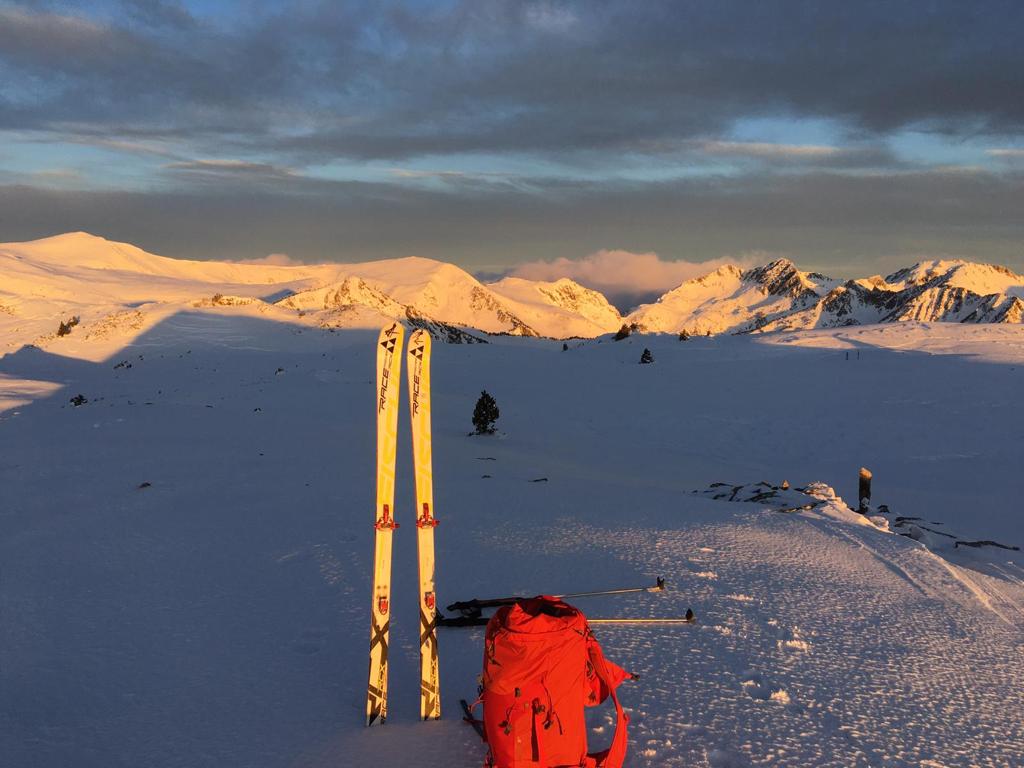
472,390 -> 500,435
678,329 -> 690,341
639,348 -> 654,364
613,324 -> 631,341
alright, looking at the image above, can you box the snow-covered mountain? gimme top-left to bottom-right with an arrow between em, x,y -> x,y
274,257 -> 541,338
486,276 -> 623,337
0,233 -> 619,348
756,260 -> 1024,332
1,233 -> 1022,352
628,258 -> 1024,334
627,260 -> 839,335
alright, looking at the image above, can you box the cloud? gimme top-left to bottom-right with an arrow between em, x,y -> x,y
693,141 -> 901,169
987,148 -> 1024,160
1,1 -> 1022,165
29,168 -> 82,184
701,141 -> 842,159
507,250 -> 763,308
524,3 -> 579,33
67,136 -> 179,158
124,0 -> 197,31
164,160 -> 300,182
230,253 -> 302,266
2,166 -> 1022,280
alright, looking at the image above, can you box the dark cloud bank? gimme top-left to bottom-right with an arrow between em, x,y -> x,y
1,0 -> 1023,273
4,169 -> 1022,277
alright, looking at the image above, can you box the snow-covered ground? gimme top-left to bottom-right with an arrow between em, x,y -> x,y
2,307 -> 1023,767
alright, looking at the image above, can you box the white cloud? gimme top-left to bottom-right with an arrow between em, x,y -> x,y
508,249 -> 763,300
390,168 -> 469,180
165,160 -> 299,178
78,137 -> 178,157
987,148 -> 1024,159
231,253 -> 301,266
524,2 -> 578,33
30,168 -> 81,182
701,141 -> 842,159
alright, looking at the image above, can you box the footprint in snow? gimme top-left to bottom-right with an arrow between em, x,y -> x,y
677,724 -> 707,737
292,628 -> 329,655
740,672 -> 790,704
707,747 -> 752,767
774,625 -> 811,653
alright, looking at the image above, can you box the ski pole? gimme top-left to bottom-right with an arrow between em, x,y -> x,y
589,618 -> 694,625
556,577 -> 666,601
438,607 -> 695,628
590,608 -> 695,624
446,577 -> 666,616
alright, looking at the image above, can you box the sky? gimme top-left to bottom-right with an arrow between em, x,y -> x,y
1,0 -> 1023,296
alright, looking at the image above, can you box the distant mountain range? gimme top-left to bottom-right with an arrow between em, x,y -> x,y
630,258 -> 1024,334
1,233 -> 1022,347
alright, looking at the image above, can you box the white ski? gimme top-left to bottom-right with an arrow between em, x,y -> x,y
407,328 -> 441,721
366,322 -> 404,726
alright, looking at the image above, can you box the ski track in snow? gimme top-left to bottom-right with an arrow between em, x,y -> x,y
1,319 -> 1023,767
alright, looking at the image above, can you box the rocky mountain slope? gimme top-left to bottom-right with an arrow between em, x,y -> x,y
628,258 -> 1024,335
626,260 -> 839,335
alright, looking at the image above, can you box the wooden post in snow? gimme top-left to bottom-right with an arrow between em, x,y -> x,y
858,467 -> 872,514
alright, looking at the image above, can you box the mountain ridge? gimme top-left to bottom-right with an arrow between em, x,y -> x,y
1,232 -> 1022,345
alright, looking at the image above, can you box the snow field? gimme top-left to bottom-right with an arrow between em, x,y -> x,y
1,313 -> 1022,767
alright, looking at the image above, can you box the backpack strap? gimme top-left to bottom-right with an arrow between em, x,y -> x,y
585,639 -> 630,768
461,696 -> 486,742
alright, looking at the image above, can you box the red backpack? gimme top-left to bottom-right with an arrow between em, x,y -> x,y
470,596 -> 632,768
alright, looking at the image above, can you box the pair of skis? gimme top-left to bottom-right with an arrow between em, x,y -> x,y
366,323 -> 440,726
